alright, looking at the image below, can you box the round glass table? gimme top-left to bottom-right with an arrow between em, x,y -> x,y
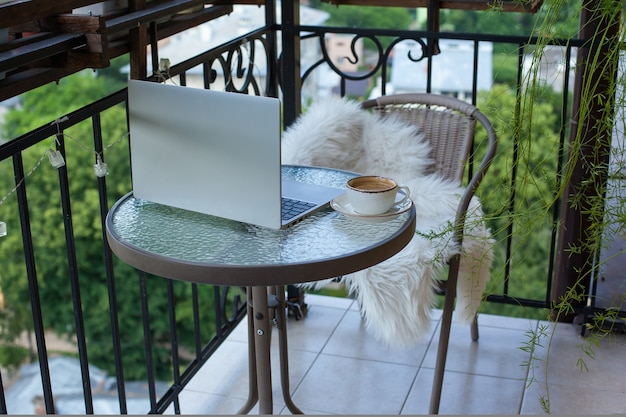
106,165 -> 416,414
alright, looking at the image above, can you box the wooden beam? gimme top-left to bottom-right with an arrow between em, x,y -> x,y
0,1 -> 255,99
0,15 -> 110,71
0,33 -> 84,73
0,1 -> 242,93
0,67 -> 78,102
41,14 -> 106,34
44,15 -> 110,68
0,0 -> 97,28
0,1 -> 259,30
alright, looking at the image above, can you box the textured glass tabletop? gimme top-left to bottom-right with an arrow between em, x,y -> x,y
106,166 -> 416,286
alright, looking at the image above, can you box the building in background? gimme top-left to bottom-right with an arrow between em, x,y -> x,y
132,3 -> 330,95
389,39 -> 493,100
522,45 -> 576,93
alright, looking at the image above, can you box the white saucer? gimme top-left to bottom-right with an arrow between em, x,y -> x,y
330,192 -> 413,223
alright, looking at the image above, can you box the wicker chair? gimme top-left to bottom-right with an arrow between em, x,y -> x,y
361,93 -> 498,414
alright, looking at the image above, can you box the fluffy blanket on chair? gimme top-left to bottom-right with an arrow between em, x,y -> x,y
282,97 -> 494,348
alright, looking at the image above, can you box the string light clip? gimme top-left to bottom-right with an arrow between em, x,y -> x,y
93,155 -> 109,177
48,117 -> 68,169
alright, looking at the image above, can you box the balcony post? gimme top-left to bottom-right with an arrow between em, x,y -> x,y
280,0 -> 301,127
552,0 -> 621,321
129,0 -> 148,80
265,0 -> 279,98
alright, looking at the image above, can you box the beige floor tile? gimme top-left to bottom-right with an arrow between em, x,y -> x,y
322,309 -> 436,366
305,292 -> 355,310
282,302 -> 349,353
290,354 -> 418,414
423,321 -> 532,380
184,340 -> 250,398
164,389 -> 248,414
521,379 -> 626,415
528,325 -> 626,392
535,319 -> 584,339
221,317 -> 250,344
176,295 -> 626,415
221,300 -> 349,354
403,368 -> 526,415
183,338 -> 319,408
477,313 -> 539,332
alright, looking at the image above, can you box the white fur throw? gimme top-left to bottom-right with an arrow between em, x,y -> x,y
282,97 -> 494,348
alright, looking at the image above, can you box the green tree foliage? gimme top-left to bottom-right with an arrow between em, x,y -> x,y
327,6 -> 411,29
0,64 -> 222,380
441,9 -> 535,37
512,2 -> 626,411
311,1 -> 412,29
309,1 -> 413,54
472,84 -> 563,318
1,70 -> 129,371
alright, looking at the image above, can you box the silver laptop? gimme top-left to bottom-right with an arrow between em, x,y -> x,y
127,80 -> 343,229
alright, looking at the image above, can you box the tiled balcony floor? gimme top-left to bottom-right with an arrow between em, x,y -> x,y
170,294 -> 626,415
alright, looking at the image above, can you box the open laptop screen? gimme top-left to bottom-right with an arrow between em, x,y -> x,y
128,80 -> 284,228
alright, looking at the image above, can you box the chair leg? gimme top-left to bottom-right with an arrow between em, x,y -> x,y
429,254 -> 464,415
429,290 -> 455,415
429,270 -> 458,414
471,313 -> 479,341
430,277 -> 481,414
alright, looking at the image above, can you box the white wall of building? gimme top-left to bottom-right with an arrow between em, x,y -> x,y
390,39 -> 493,97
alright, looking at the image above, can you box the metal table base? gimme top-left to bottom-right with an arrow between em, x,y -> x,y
237,286 -> 302,415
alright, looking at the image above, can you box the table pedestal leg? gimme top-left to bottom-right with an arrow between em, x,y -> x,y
251,286 -> 274,414
237,294 -> 258,414
237,286 -> 303,415
273,286 -> 303,414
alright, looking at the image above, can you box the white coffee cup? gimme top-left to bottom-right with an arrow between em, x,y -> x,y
346,176 -> 411,215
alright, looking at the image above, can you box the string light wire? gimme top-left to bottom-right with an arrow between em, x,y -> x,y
0,118 -> 130,236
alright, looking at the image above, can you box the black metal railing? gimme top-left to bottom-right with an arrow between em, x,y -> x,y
0,90 -> 249,414
0,12 -> 612,415
289,25 -> 590,316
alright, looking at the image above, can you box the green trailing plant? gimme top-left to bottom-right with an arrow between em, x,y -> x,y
519,322 -> 549,406
513,0 -> 626,413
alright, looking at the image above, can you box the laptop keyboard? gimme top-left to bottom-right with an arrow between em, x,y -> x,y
281,197 -> 316,221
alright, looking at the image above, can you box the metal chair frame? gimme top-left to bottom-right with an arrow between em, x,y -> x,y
361,93 -> 498,414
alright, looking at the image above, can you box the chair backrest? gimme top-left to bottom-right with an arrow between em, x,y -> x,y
361,93 -> 485,184
362,93 -> 497,241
